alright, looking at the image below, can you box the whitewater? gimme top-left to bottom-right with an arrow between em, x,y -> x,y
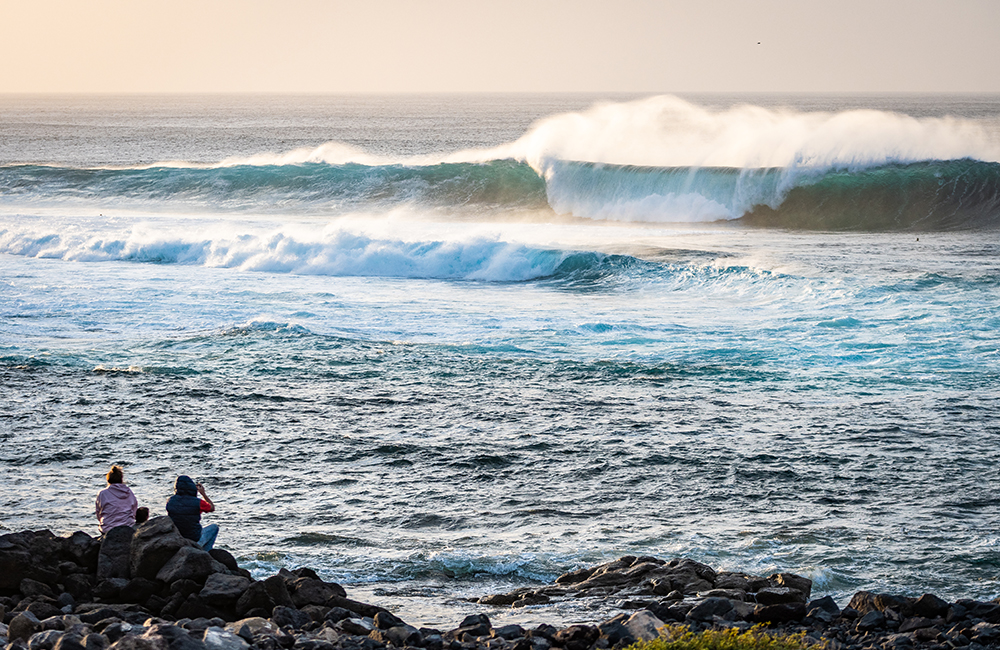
2,93 -> 1000,627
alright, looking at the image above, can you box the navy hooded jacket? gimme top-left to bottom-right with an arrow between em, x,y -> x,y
166,475 -> 203,541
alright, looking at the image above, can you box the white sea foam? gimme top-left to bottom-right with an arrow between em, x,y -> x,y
139,95 -> 1000,174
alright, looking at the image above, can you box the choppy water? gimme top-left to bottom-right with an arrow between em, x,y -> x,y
2,93 -> 1000,628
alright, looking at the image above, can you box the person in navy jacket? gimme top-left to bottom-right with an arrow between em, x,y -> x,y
165,475 -> 219,550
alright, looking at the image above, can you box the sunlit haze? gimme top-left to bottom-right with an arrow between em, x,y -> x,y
1,0 -> 998,93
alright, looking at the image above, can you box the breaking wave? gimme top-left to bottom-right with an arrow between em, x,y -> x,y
3,95 -> 999,230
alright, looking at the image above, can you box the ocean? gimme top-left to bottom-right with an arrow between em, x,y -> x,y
2,93 -> 1000,628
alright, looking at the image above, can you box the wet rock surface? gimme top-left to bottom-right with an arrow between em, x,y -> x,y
5,530 -> 1000,650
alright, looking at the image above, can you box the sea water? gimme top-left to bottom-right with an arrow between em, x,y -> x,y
2,93 -> 1000,627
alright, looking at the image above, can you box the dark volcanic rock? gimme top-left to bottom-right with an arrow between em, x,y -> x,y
156,547 -> 227,585
199,575 -> 251,608
131,519 -> 194,581
97,528 -> 135,582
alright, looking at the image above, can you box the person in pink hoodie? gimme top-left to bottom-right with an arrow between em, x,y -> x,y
95,465 -> 138,534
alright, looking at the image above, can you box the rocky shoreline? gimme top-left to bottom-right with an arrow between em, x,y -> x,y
3,520 -> 1000,650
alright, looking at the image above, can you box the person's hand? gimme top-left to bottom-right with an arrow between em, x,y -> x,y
196,482 -> 206,495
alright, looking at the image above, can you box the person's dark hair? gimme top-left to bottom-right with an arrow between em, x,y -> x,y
106,465 -> 124,484
135,507 -> 149,524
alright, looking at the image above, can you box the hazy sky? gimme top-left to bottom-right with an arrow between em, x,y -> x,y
2,0 -> 998,94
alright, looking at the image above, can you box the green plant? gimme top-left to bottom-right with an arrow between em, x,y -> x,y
627,625 -> 824,650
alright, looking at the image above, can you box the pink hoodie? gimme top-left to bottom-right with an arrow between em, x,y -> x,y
95,483 -> 138,534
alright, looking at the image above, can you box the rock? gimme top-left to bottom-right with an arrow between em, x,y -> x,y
142,624 -> 207,650
52,634 -> 87,650
120,578 -> 161,606
372,611 -> 405,630
289,579 -> 345,609
970,622 -> 1000,643
339,618 -> 374,636
206,552 -> 238,574
325,596 -> 384,619
262,576 -> 294,609
551,625 -> 598,650
769,573 -> 812,600
897,616 -> 934,633
714,572 -> 769,593
108,636 -> 167,650
63,575 -> 95,601
555,568 -> 595,585
131,519 -> 195,581
755,587 -> 806,605
698,589 -> 747,601
200,628 -> 247,650
382,625 -> 422,647
324,607 -> 354,624
21,579 -> 57,599
270,606 -> 310,630
856,609 -> 887,631
911,593 -> 949,619
807,595 -> 840,615
620,611 -> 664,642
223,618 -> 277,641
752,603 -> 807,625
492,625 -> 525,640
28,630 -> 65,650
156,548 -> 226,585
10,612 -> 43,642
97,529 -> 135,582
94,578 -> 129,601
76,608 -> 123,625
82,635 -> 110,650
234,583 -> 273,619
0,547 -> 33,592
687,597 -> 734,622
847,591 -> 913,617
478,594 -> 519,606
199,575 -> 251,608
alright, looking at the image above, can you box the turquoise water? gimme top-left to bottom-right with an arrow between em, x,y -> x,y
2,93 -> 1000,627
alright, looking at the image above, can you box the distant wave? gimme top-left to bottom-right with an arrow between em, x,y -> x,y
3,95 -> 1000,230
0,160 -> 548,214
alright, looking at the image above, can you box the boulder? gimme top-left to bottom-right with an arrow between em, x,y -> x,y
911,593 -> 949,619
289,578 -> 345,609
54,634 -> 88,650
372,611 -> 406,630
97,528 -> 134,582
0,548 -> 33,592
200,628 -> 247,650
755,587 -> 806,605
9,611 -> 42,643
552,625 -> 599,650
620,611 -> 664,642
768,573 -> 812,600
120,578 -> 160,605
234,583 -> 273,619
856,610 -> 887,631
270,606 -> 310,630
380,625 -> 422,647
28,629 -> 65,650
206,551 -> 238,573
199,575 -> 251,608
156,548 -> 226,584
21,579 -> 57,599
687,597 -> 734,622
262,576 -> 294,609
752,603 -> 807,625
131,519 -> 194,581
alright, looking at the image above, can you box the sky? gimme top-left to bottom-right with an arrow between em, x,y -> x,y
1,0 -> 998,94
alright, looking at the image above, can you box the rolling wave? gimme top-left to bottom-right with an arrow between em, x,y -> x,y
2,95 -> 999,230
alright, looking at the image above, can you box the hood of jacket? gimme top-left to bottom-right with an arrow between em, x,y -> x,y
174,475 -> 198,496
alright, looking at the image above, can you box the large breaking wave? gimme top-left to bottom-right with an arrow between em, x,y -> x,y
2,95 -> 999,230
